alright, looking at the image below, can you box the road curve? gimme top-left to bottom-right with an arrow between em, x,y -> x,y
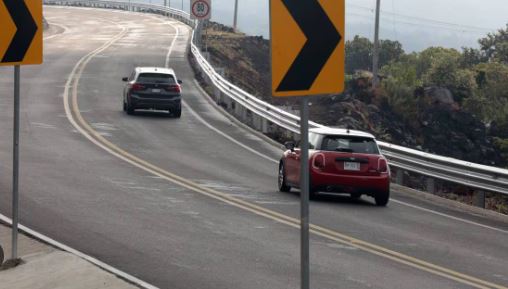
0,6 -> 507,289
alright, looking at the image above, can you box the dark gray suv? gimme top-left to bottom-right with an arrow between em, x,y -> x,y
122,67 -> 183,117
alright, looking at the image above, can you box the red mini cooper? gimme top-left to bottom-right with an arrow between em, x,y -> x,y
278,128 -> 390,206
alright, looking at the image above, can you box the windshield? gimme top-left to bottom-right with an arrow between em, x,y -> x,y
321,136 -> 379,154
137,73 -> 176,84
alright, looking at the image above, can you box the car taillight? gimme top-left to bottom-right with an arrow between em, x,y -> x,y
378,158 -> 388,173
165,85 -> 181,92
130,83 -> 145,91
313,154 -> 325,169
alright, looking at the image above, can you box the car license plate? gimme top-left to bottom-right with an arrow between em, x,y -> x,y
152,88 -> 161,93
344,162 -> 360,171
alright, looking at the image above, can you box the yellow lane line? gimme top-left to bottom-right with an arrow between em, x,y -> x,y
61,14 -> 507,289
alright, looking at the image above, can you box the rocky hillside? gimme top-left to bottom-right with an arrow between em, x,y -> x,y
203,22 -> 270,98
200,22 -> 507,168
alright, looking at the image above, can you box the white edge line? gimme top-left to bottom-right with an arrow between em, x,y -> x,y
43,22 -> 69,40
182,100 -> 278,164
391,199 -> 508,234
161,19 -> 278,164
0,214 -> 159,289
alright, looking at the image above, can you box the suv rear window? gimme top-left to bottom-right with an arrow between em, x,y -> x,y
137,73 -> 176,84
321,136 -> 379,154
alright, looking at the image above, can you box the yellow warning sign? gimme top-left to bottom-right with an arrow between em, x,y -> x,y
0,0 -> 43,66
271,0 -> 344,97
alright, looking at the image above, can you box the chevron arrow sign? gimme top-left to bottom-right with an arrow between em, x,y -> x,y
0,0 -> 42,66
271,0 -> 344,97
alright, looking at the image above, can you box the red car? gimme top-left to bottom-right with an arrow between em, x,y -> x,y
278,128 -> 390,206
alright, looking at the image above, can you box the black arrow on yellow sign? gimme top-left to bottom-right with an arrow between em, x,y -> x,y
276,0 -> 342,92
1,0 -> 38,63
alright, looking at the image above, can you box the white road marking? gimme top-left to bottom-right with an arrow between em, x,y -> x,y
127,186 -> 161,191
44,22 -> 69,40
182,100 -> 279,164
392,199 -> 508,234
31,122 -> 57,129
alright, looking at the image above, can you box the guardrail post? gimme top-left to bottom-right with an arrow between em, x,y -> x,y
472,190 -> 486,208
213,87 -> 221,103
395,169 -> 404,185
0,243 -> 4,266
261,118 -> 268,134
426,178 -> 435,194
252,114 -> 261,131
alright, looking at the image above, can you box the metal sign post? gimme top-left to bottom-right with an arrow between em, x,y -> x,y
299,96 -> 310,289
12,65 -> 20,260
1,0 -> 43,261
270,1 -> 345,288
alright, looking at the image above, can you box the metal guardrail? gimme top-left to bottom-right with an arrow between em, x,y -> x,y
44,0 -> 508,198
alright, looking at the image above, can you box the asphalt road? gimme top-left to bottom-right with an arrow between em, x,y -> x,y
0,6 -> 507,289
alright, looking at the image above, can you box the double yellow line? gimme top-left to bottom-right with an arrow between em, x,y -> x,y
62,14 -> 506,289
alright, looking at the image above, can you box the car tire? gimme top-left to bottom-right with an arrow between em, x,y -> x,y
174,108 -> 182,118
278,162 -> 291,192
309,180 -> 318,200
123,100 -> 127,111
306,174 -> 318,200
126,102 -> 135,115
374,190 -> 390,206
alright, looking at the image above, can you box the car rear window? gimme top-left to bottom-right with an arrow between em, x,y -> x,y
321,136 -> 379,154
137,73 -> 176,84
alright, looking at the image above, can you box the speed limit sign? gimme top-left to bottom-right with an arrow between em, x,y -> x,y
191,0 -> 211,20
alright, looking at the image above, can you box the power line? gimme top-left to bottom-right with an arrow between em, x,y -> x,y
346,4 -> 498,33
346,12 -> 490,34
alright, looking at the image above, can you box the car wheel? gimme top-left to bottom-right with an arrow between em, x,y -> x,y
350,192 -> 362,200
278,162 -> 291,192
173,108 -> 182,118
374,190 -> 390,206
309,180 -> 318,200
123,99 -> 127,111
126,102 -> 135,115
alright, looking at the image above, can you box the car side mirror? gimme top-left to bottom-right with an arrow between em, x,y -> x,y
284,141 -> 295,152
177,79 -> 183,84
122,77 -> 128,82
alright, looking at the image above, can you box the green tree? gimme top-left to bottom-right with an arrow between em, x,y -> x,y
345,36 -> 405,74
461,47 -> 486,68
379,39 -> 405,68
479,24 -> 508,63
345,36 -> 372,74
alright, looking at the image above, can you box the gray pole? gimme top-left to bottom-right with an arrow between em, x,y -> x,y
300,97 -> 310,289
12,65 -> 20,260
233,0 -> 238,31
205,20 -> 209,53
372,0 -> 381,87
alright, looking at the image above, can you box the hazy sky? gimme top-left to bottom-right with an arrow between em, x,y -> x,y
168,0 -> 507,52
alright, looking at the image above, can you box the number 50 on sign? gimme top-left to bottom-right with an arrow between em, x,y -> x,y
191,0 -> 211,20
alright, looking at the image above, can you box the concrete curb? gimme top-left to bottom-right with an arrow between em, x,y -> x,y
0,214 -> 159,289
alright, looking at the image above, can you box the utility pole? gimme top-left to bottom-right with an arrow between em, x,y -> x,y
233,0 -> 238,31
372,0 -> 381,87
